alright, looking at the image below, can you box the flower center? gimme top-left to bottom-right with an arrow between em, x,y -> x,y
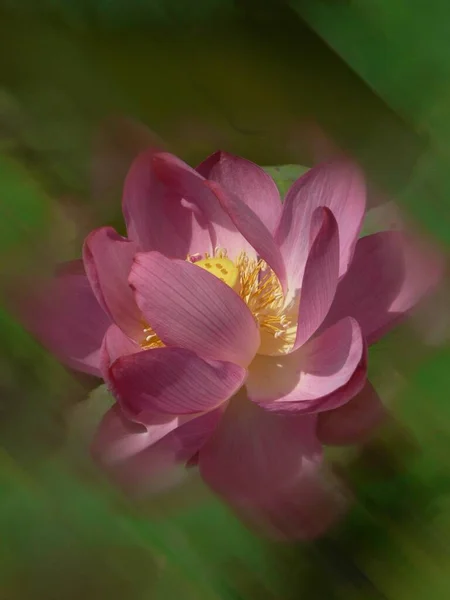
141,325 -> 165,350
234,251 -> 296,355
194,249 -> 297,354
195,257 -> 241,294
140,249 -> 296,355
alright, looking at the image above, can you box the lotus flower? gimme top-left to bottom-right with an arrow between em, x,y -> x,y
31,149 -> 441,539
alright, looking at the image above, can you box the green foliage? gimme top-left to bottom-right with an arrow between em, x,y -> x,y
263,164 -> 308,198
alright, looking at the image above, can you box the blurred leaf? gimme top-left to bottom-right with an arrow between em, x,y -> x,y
360,201 -> 403,237
0,156 -> 50,254
66,384 -> 115,454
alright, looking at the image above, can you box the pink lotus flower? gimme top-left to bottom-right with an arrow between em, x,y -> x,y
32,150 -> 441,539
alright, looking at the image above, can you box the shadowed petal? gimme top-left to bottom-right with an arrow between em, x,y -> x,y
317,381 -> 385,445
92,404 -> 223,496
100,323 -> 141,381
199,391 -> 347,540
322,231 -> 444,344
28,260 -> 110,376
110,347 -> 246,417
83,227 -> 143,339
129,251 -> 260,366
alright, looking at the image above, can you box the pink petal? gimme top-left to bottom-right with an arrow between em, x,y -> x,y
129,251 -> 260,366
92,404 -> 223,496
100,323 -> 141,380
308,345 -> 368,414
152,152 -> 255,259
276,160 -> 365,290
322,231 -> 444,345
247,317 -> 364,413
28,260 -> 111,376
83,227 -> 143,339
317,381 -> 386,445
123,149 -> 212,256
199,392 -> 347,540
196,151 -> 282,235
109,347 -> 246,417
293,207 -> 339,347
205,179 -> 287,294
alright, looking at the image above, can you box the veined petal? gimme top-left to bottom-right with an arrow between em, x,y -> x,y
322,231 -> 444,344
110,347 -> 246,416
317,381 -> 385,445
276,160 -> 365,290
247,317 -> 363,413
199,391 -> 347,540
92,404 -> 223,496
83,227 -> 143,339
152,151 -> 255,259
129,251 -> 260,366
205,179 -> 287,294
28,260 -> 110,376
293,207 -> 339,347
197,151 -> 282,235
123,148 -> 212,256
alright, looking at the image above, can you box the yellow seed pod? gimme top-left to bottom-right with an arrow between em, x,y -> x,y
195,257 -> 241,294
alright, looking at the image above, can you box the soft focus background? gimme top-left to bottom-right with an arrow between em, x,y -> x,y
2,1 -> 450,598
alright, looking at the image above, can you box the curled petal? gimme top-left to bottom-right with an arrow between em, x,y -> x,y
247,317 -> 364,413
152,150 -> 287,274
110,347 -> 246,417
276,160 -> 365,291
293,207 -> 339,347
129,251 -> 260,366
83,227 -> 143,339
308,346 -> 368,414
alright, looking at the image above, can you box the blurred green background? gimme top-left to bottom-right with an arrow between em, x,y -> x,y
1,1 -> 450,598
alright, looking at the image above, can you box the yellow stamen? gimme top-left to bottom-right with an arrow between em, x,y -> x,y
196,248 -> 296,355
235,251 -> 295,353
141,325 -> 164,350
